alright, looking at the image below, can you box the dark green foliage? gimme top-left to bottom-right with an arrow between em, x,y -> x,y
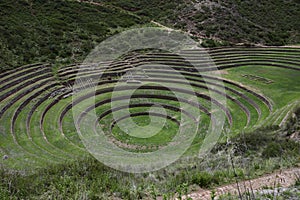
262,142 -> 282,158
97,0 -> 300,46
201,39 -> 219,48
238,130 -> 274,151
213,122 -> 300,159
236,0 -> 300,45
99,0 -> 184,20
0,0 -> 145,70
295,174 -> 300,186
1,0 -> 299,69
238,125 -> 300,158
191,172 -> 215,188
201,39 -> 230,48
284,107 -> 300,136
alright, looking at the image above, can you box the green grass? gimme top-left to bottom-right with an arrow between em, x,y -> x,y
3,47 -> 299,168
1,47 -> 300,198
224,65 -> 300,109
112,115 -> 179,147
0,126 -> 299,199
0,0 -> 300,197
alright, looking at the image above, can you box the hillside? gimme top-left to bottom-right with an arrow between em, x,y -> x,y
1,0 -> 300,68
0,0 -> 148,69
100,0 -> 300,46
0,1 -> 300,199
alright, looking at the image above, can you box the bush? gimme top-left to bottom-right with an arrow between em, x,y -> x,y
191,172 -> 214,188
295,173 -> 300,186
201,39 -> 218,48
262,142 -> 282,158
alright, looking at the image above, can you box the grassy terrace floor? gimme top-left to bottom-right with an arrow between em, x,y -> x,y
0,47 -> 299,168
0,47 -> 299,199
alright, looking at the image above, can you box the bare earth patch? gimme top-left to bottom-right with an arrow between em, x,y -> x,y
184,167 -> 300,200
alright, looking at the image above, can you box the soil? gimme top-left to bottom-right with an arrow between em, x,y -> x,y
184,167 -> 300,200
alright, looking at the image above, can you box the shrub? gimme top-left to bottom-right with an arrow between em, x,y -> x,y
295,173 -> 300,186
201,39 -> 218,48
262,142 -> 282,158
191,172 -> 214,188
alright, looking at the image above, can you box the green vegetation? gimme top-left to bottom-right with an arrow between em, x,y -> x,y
170,0 -> 300,46
219,181 -> 300,200
99,0 -> 184,20
1,47 -> 300,199
0,125 -> 299,199
0,0 -> 148,69
96,0 -> 300,46
1,0 -> 300,68
0,0 -> 300,199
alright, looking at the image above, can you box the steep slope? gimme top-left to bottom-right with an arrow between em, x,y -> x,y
99,0 -> 300,46
1,0 -> 299,68
0,0 -> 147,69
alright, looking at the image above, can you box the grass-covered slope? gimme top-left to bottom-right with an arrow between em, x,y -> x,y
0,126 -> 299,199
1,0 -> 300,68
0,47 -> 299,170
0,1 -> 300,199
0,0 -> 147,69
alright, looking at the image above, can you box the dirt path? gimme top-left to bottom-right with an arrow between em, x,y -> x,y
184,167 -> 300,200
151,20 -> 174,32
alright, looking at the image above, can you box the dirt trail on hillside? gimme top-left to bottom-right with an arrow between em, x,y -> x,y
183,167 -> 300,200
151,21 -> 174,32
